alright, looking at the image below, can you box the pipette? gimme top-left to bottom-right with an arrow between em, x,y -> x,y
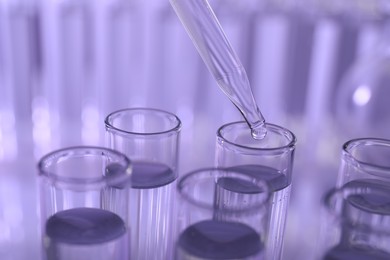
169,0 -> 267,139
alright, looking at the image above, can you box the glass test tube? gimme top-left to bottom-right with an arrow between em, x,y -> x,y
318,182 -> 390,259
175,168 -> 270,260
38,146 -> 132,260
105,108 -> 181,260
39,0 -> 93,148
215,121 -> 296,260
337,138 -> 390,187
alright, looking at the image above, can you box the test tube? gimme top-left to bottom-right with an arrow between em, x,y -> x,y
169,0 -> 266,139
215,121 -> 296,260
105,108 -> 181,260
318,181 -> 390,259
175,168 -> 270,260
337,138 -> 390,187
38,146 -> 132,260
0,0 -> 40,158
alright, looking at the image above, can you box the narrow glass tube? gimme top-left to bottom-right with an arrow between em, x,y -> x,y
176,167 -> 270,260
169,0 -> 266,139
318,182 -> 390,259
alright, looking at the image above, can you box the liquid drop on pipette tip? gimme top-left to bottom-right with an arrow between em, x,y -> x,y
251,123 -> 267,140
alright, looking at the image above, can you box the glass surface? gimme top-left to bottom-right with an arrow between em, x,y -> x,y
318,181 -> 390,260
175,168 -> 269,260
38,146 -> 132,260
337,138 -> 390,187
215,121 -> 296,260
105,108 -> 181,260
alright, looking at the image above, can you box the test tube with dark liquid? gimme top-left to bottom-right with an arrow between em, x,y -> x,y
176,168 -> 270,260
320,181 -> 390,260
169,0 -> 267,139
216,121 -> 296,260
105,108 -> 182,260
38,146 -> 132,260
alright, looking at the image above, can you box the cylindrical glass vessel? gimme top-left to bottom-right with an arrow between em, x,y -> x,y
337,138 -> 390,187
105,107 -> 182,260
318,181 -> 390,260
215,121 -> 296,260
175,167 -> 270,260
38,146 -> 132,260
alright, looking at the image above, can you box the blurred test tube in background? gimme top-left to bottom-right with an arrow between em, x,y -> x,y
0,0 -> 40,160
39,0 -> 92,151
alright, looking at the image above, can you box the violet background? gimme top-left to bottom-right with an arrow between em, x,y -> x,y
0,0 -> 389,259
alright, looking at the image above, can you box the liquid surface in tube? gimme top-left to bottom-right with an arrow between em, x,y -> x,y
177,219 -> 263,259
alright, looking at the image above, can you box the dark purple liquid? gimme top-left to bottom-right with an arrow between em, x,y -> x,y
227,165 -> 289,192
344,179 -> 390,215
106,161 -> 176,189
323,180 -> 390,260
217,177 -> 265,194
131,161 -> 176,189
324,245 -> 390,260
177,220 -> 262,259
45,208 -> 126,245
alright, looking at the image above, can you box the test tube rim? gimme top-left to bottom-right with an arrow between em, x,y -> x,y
104,107 -> 182,136
343,138 -> 390,174
37,146 -> 132,190
217,121 -> 296,154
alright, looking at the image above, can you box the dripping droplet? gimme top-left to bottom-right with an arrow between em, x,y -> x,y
251,123 -> 267,140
